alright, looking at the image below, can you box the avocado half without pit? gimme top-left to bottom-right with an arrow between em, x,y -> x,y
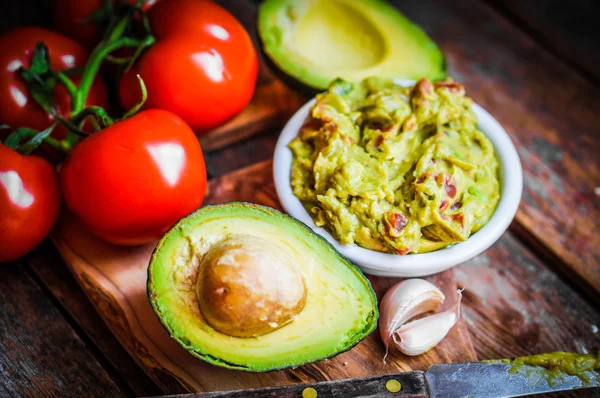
147,203 -> 378,372
258,0 -> 446,93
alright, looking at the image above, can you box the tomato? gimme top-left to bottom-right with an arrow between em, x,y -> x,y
53,0 -> 103,49
0,145 -> 61,262
53,0 -> 161,49
119,0 -> 258,133
0,27 -> 108,140
60,109 -> 207,246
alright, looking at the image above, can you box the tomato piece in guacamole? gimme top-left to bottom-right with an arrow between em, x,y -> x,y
289,77 -> 500,255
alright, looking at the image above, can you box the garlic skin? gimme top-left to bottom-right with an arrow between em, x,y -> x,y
379,279 -> 445,359
392,289 -> 463,356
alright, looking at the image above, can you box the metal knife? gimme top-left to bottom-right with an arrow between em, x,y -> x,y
153,360 -> 599,398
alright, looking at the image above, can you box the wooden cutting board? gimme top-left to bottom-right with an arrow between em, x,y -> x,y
52,160 -> 477,394
197,80 -> 304,152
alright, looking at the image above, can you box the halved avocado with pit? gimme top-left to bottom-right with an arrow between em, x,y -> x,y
147,203 -> 378,372
258,0 -> 446,92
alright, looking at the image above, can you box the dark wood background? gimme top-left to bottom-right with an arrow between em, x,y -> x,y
1,0 -> 599,397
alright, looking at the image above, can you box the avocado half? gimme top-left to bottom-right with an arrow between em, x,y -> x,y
258,0 -> 446,93
147,203 -> 378,372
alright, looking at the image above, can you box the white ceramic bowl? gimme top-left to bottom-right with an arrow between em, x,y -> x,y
273,81 -> 522,277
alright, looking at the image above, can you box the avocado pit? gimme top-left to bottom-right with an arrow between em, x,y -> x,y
196,235 -> 307,337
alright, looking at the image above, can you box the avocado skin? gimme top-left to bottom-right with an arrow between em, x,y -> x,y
260,42 -> 320,97
258,0 -> 447,94
147,202 -> 378,372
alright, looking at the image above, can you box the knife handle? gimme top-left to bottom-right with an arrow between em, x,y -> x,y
157,371 -> 429,398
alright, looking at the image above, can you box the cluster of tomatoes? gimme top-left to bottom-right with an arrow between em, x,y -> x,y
0,0 -> 258,262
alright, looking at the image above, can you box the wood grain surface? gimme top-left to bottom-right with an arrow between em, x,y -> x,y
393,0 -> 600,299
27,241 -> 162,397
488,0 -> 600,83
1,0 -> 599,396
0,263 -> 125,398
198,80 -> 304,153
51,160 -> 476,395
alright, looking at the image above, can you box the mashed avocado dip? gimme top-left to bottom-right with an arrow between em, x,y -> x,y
486,351 -> 600,386
289,77 -> 500,255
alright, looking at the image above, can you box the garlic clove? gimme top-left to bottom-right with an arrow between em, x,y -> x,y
379,279 -> 445,358
391,289 -> 463,356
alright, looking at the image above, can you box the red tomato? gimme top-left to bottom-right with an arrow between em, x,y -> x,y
0,145 -> 61,262
0,27 -> 108,140
119,0 -> 258,133
53,0 -> 161,49
60,109 -> 207,246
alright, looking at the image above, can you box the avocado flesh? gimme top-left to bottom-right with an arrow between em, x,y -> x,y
259,0 -> 446,91
148,203 -> 378,372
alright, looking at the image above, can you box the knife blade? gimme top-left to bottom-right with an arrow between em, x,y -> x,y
152,359 -> 599,398
425,361 -> 598,398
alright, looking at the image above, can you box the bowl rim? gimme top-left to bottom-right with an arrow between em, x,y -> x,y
273,80 -> 523,277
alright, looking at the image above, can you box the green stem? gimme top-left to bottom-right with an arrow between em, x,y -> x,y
72,15 -> 133,113
124,35 -> 155,73
7,128 -> 70,154
122,75 -> 147,119
71,106 -> 114,129
74,39 -> 142,113
53,71 -> 78,104
104,54 -> 133,64
39,135 -> 70,154
86,115 -> 102,131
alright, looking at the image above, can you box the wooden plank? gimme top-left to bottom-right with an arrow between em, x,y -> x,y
456,234 -> 600,398
0,263 -> 125,398
204,127 -> 279,177
199,80 -> 304,153
391,0 -> 600,295
456,234 -> 600,360
486,0 -> 600,83
26,241 -> 163,397
51,160 -> 476,394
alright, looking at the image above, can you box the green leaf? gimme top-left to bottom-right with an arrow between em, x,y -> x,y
29,42 -> 51,75
4,126 -> 54,153
18,125 -> 56,155
3,128 -> 23,149
18,42 -> 58,115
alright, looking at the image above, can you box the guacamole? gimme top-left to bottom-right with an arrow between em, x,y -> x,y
486,351 -> 600,386
289,77 -> 500,255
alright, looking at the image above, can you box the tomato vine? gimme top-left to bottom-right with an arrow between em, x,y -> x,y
2,0 -> 154,155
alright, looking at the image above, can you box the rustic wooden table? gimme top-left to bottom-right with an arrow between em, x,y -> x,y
1,0 -> 599,397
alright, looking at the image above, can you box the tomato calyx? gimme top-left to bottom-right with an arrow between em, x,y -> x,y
1,124 -> 67,155
17,42 -> 89,140
18,42 -> 57,116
